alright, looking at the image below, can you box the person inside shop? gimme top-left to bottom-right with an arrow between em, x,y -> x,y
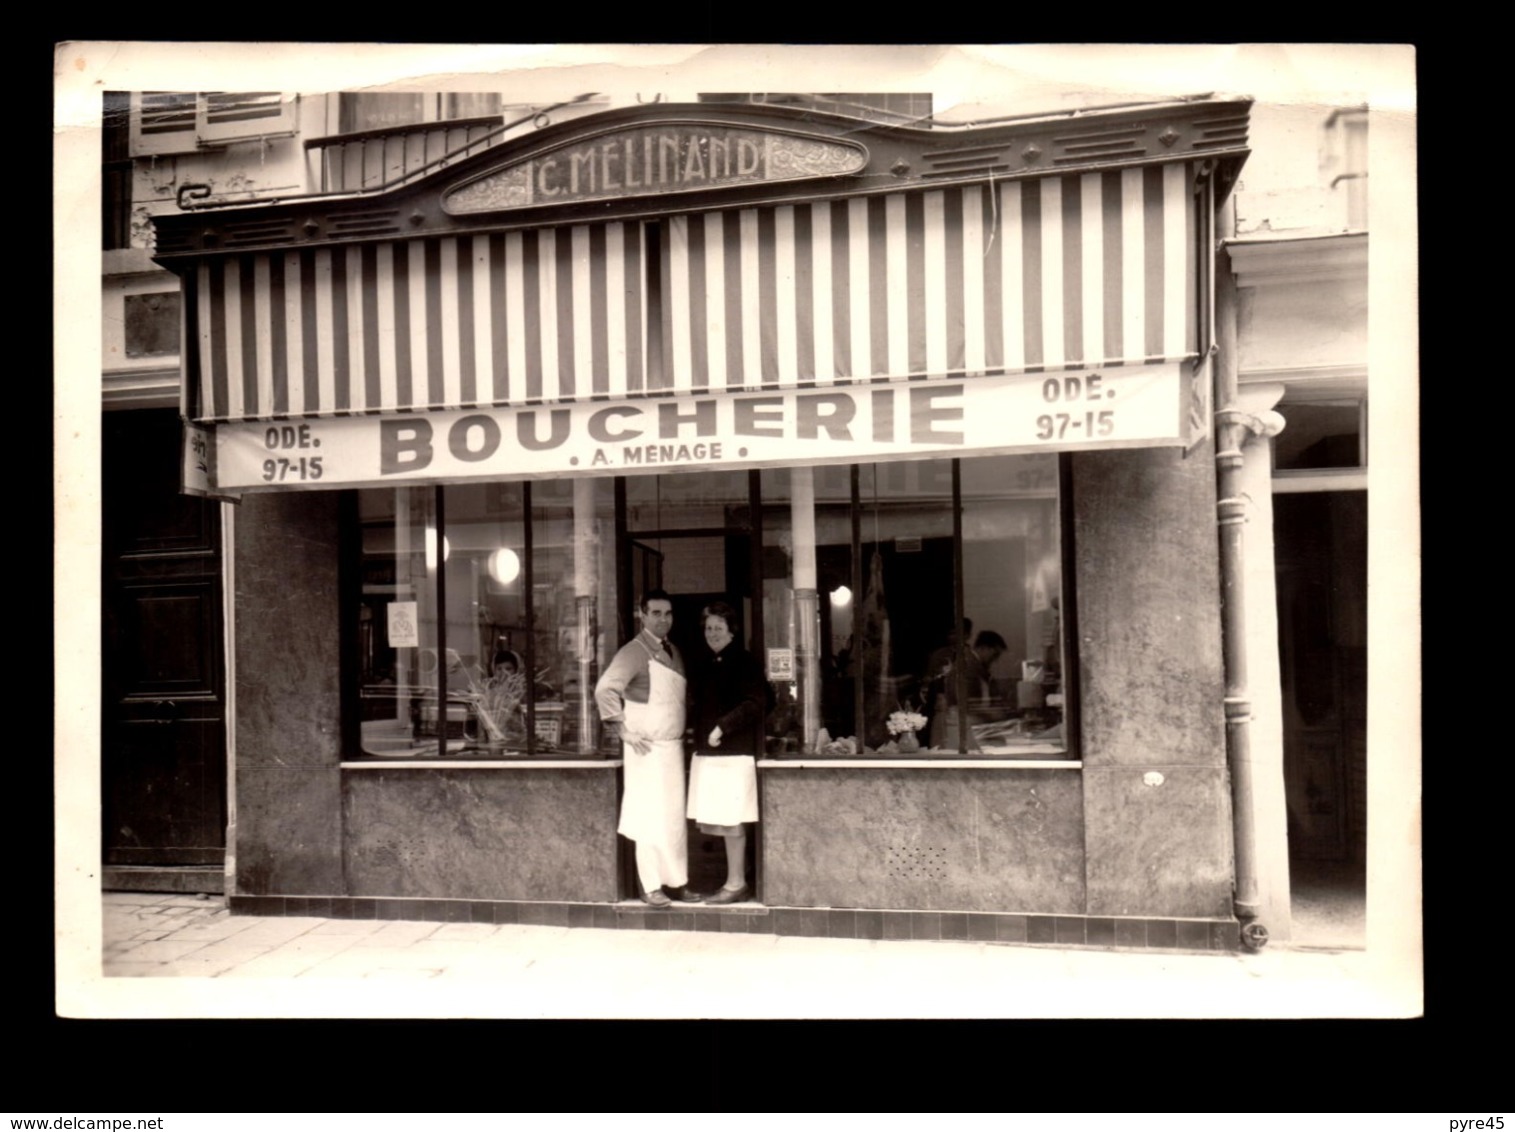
929,628 -> 1010,749
922,618 -> 973,741
594,589 -> 700,908
686,601 -> 767,905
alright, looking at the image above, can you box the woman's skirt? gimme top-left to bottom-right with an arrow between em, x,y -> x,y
686,753 -> 758,833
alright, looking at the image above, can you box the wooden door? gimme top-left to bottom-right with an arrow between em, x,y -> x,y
101,410 -> 228,867
1275,490 -> 1367,864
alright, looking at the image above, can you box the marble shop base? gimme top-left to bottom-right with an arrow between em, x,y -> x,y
227,895 -> 1241,952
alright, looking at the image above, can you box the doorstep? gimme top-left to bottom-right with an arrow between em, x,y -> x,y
227,894 -> 1240,952
103,865 -> 226,895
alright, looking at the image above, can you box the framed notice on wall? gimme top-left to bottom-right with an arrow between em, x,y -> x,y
388,601 -> 419,648
767,648 -> 794,682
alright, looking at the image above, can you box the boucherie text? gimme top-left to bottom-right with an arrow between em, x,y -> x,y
379,385 -> 965,475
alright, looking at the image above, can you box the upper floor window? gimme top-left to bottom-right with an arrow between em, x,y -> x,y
337,92 -> 503,133
698,92 -> 933,126
1321,106 -> 1368,231
129,91 -> 297,156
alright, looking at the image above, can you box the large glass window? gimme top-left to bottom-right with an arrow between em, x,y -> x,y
352,454 -> 1067,759
354,479 -> 616,758
764,453 -> 1068,757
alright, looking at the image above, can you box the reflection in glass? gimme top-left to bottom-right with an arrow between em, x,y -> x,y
357,487 -> 442,755
803,455 -> 1067,756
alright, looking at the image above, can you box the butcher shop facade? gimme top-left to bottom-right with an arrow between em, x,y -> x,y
153,95 -> 1260,949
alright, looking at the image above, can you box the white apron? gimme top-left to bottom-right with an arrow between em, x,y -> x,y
617,645 -> 688,880
687,755 -> 759,826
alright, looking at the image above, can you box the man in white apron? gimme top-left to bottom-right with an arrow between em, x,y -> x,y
593,589 -> 697,907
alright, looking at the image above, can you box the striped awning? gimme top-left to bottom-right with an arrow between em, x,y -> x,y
187,162 -> 1198,424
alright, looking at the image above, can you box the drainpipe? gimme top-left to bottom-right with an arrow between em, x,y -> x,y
1213,238 -> 1285,952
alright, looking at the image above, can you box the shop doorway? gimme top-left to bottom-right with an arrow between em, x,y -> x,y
101,409 -> 228,892
1275,489 -> 1367,945
619,522 -> 764,901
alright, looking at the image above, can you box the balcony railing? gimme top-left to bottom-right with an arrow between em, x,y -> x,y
305,114 -> 514,195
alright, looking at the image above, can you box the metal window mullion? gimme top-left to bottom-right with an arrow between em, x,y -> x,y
851,464 -> 864,748
523,480 -> 536,755
952,460 -> 967,754
434,484 -> 447,759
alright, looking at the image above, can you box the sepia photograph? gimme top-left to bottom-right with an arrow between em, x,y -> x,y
54,42 -> 1420,1020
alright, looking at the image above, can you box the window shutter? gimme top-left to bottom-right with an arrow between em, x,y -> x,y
129,92 -> 295,155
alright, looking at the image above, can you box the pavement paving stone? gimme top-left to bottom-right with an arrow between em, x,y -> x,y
102,961 -> 167,978
430,922 -> 500,942
307,919 -> 387,938
163,917 -> 260,943
293,951 -> 398,978
156,956 -> 246,978
361,966 -> 444,979
350,921 -> 445,947
391,939 -> 496,964
229,916 -> 326,944
109,937 -> 214,963
219,953 -> 333,978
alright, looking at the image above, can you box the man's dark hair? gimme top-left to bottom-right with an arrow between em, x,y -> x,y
640,588 -> 673,612
974,630 -> 1007,651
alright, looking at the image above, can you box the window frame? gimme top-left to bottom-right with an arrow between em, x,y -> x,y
128,91 -> 296,156
345,453 -> 1077,762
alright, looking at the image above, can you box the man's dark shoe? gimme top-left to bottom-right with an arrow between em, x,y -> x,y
641,890 -> 672,908
672,887 -> 706,903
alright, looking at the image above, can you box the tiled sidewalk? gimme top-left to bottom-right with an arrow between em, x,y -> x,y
87,891 -> 1417,1019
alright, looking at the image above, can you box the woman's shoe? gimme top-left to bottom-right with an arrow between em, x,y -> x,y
704,884 -> 751,906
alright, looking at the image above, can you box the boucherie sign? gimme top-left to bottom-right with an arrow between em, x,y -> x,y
445,124 -> 866,212
202,364 -> 1190,492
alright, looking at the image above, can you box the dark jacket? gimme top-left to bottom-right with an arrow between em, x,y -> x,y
688,643 -> 767,756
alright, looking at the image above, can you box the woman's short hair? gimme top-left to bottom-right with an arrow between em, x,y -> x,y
701,600 -> 740,630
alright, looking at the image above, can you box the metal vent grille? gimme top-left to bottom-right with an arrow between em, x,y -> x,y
885,845 -> 948,881
1051,125 -> 1148,164
221,217 -> 297,247
920,143 -> 1012,178
369,837 -> 428,871
153,227 -> 197,255
327,208 -> 403,238
1189,112 -> 1249,151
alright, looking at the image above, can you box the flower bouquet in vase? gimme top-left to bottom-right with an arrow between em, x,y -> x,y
886,709 -> 928,753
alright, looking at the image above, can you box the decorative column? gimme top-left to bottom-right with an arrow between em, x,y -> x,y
790,466 -> 821,753
572,479 -> 600,754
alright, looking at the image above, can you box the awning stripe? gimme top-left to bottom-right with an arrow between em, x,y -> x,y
188,166 -> 1197,421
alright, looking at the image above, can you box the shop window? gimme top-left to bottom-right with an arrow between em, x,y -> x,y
352,479 -> 616,758
1274,400 -> 1366,472
128,92 -> 296,156
762,452 -> 1069,757
351,456 -> 1068,760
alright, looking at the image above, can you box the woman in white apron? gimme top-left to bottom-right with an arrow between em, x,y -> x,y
686,602 -> 765,905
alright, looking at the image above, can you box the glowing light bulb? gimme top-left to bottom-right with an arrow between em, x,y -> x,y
490,547 -> 521,585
